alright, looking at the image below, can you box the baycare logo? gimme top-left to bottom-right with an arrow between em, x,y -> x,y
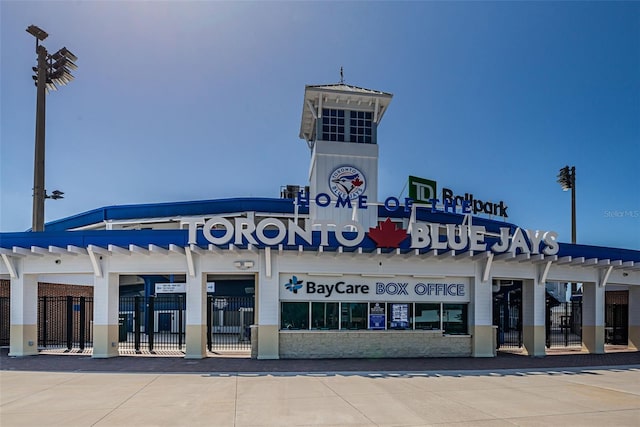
284,276 -> 370,298
285,276 -> 304,294
329,166 -> 366,200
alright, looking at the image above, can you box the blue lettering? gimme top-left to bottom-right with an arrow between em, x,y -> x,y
386,282 -> 398,294
316,193 -> 331,207
358,195 -> 368,209
335,196 -> 352,208
384,197 -> 400,212
404,198 -> 414,213
297,191 -> 309,207
443,198 -> 456,213
415,283 -> 427,295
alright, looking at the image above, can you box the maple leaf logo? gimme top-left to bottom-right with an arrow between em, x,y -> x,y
351,177 -> 363,187
369,218 -> 408,248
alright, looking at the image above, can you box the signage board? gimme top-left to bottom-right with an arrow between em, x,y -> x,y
280,274 -> 469,303
155,282 -> 216,294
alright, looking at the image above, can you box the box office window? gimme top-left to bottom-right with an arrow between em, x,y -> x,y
443,303 -> 468,334
281,302 -> 309,330
341,302 -> 367,330
415,303 -> 441,330
280,301 -> 468,333
311,302 -> 339,329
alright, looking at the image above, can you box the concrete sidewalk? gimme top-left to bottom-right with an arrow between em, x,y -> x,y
1,347 -> 639,374
2,348 -> 639,426
2,365 -> 639,426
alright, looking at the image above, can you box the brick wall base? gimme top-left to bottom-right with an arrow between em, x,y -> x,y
279,330 -> 472,358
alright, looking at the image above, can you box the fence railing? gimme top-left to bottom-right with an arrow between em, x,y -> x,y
38,296 -> 93,351
547,301 -> 582,348
118,295 -> 185,353
0,297 -> 9,346
207,295 -> 254,352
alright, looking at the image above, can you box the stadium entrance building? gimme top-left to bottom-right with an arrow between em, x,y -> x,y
2,83 -> 639,359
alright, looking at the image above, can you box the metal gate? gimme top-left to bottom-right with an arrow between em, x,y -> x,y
494,284 -> 522,349
605,291 -> 628,344
38,296 -> 93,351
118,295 -> 185,353
546,300 -> 582,348
207,295 -> 254,353
0,297 -> 9,346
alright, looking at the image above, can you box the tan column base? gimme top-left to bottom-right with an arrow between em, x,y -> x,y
185,324 -> 207,359
629,325 -> 640,351
257,325 -> 279,359
250,325 -> 259,359
8,324 -> 38,357
523,325 -> 546,357
92,324 -> 119,358
472,325 -> 497,357
582,325 -> 605,354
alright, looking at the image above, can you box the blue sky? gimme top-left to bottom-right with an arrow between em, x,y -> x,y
1,1 -> 638,250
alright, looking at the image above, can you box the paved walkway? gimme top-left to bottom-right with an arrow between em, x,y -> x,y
2,348 -> 639,426
1,347 -> 639,374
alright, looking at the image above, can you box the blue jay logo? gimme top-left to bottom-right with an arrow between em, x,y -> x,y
285,276 -> 304,294
329,166 -> 366,200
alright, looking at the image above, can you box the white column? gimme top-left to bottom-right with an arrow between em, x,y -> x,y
256,252 -> 279,359
471,263 -> 495,357
629,286 -> 640,350
185,255 -> 206,359
582,282 -> 605,354
93,268 -> 120,358
522,278 -> 546,357
9,262 -> 39,357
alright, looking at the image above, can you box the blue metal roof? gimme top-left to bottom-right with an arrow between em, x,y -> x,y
42,198 -> 305,232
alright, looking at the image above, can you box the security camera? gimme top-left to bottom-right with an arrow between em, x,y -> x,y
55,259 -> 61,264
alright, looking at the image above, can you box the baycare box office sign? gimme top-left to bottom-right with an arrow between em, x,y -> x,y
279,274 -> 470,303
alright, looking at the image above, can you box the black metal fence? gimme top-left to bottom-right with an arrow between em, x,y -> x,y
495,299 -> 522,349
118,295 -> 185,353
605,291 -> 628,345
207,295 -> 254,352
38,296 -> 93,351
546,300 -> 582,348
0,297 -> 9,346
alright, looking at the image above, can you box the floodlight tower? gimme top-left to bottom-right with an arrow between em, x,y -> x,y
557,166 -> 576,244
26,25 -> 77,231
557,165 -> 577,295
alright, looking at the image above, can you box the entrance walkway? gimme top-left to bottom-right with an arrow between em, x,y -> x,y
1,350 -> 639,426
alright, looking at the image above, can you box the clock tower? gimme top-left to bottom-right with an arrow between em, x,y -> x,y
299,82 -> 393,230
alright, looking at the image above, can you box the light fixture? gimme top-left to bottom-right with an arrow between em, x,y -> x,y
46,190 -> 64,200
557,166 -> 574,191
26,25 -> 48,41
234,260 -> 254,270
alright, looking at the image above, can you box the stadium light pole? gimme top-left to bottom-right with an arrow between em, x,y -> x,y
557,165 -> 577,294
26,25 -> 76,231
